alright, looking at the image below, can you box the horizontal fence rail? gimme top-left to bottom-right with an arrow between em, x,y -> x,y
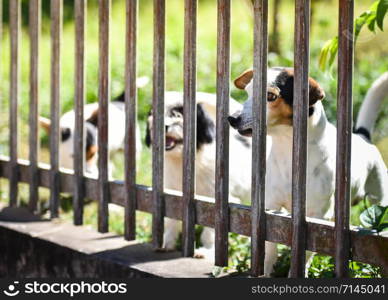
0,157 -> 387,271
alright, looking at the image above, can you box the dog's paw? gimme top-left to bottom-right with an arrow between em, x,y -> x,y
194,247 -> 214,260
193,251 -> 205,259
154,247 -> 175,253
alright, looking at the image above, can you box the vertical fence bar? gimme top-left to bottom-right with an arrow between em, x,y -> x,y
251,0 -> 268,277
28,0 -> 41,212
98,0 -> 110,233
335,0 -> 354,278
49,0 -> 62,218
152,0 -> 165,249
215,0 -> 230,266
9,0 -> 21,207
0,0 -> 2,76
182,0 -> 197,257
290,0 -> 310,278
0,0 -> 2,142
73,0 -> 86,225
124,0 -> 138,241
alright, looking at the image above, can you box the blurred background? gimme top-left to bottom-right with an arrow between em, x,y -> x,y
0,0 -> 387,277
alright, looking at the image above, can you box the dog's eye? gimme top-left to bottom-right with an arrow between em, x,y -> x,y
171,109 -> 183,118
267,92 -> 278,102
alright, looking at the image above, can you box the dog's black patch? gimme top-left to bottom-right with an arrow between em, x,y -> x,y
274,68 -> 324,112
196,103 -> 215,149
145,123 -> 151,147
274,69 -> 295,107
309,106 -> 315,116
354,126 -> 371,141
61,128 -> 71,142
145,104 -> 215,150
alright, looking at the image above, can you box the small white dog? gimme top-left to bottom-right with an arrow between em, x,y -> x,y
146,91 -> 252,258
228,67 -> 388,276
40,92 -> 142,177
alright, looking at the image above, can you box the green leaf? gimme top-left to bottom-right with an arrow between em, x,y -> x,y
376,0 -> 388,30
360,205 -> 388,232
318,37 -> 338,71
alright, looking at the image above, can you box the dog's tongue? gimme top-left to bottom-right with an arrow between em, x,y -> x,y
165,136 -> 175,148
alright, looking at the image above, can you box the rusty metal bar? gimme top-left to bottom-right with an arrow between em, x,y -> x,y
151,0 -> 166,249
28,0 -> 41,212
49,0 -> 62,218
182,0 -> 197,258
251,0 -> 268,277
9,0 -> 21,207
2,157 -> 387,271
73,0 -> 87,225
335,0 -> 354,278
215,0 -> 231,267
124,0 -> 138,241
98,0 -> 111,233
290,0 -> 310,278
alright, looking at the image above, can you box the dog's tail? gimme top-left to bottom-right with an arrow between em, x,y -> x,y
354,72 -> 388,141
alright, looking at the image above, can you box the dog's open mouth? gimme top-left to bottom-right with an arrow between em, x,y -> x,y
238,128 -> 252,137
165,135 -> 182,151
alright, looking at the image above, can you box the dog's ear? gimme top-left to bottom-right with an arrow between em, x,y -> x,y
39,116 -> 51,134
86,108 -> 99,127
308,77 -> 325,105
145,110 -> 152,147
196,103 -> 215,148
234,69 -> 253,90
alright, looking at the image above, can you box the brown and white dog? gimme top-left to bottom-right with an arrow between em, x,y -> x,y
146,91 -> 252,258
228,67 -> 388,276
40,92 -> 142,178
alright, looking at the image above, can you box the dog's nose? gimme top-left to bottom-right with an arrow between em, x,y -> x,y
227,114 -> 241,129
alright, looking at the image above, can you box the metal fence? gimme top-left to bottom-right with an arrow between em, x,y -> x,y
0,0 -> 387,278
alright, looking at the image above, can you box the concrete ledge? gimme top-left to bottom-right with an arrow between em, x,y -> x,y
0,207 -> 214,278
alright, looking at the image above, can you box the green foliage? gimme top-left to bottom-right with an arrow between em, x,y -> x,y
308,255 -> 381,278
360,204 -> 388,232
319,0 -> 388,71
308,255 -> 335,278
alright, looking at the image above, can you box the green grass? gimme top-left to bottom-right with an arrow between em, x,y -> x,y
0,0 -> 387,277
